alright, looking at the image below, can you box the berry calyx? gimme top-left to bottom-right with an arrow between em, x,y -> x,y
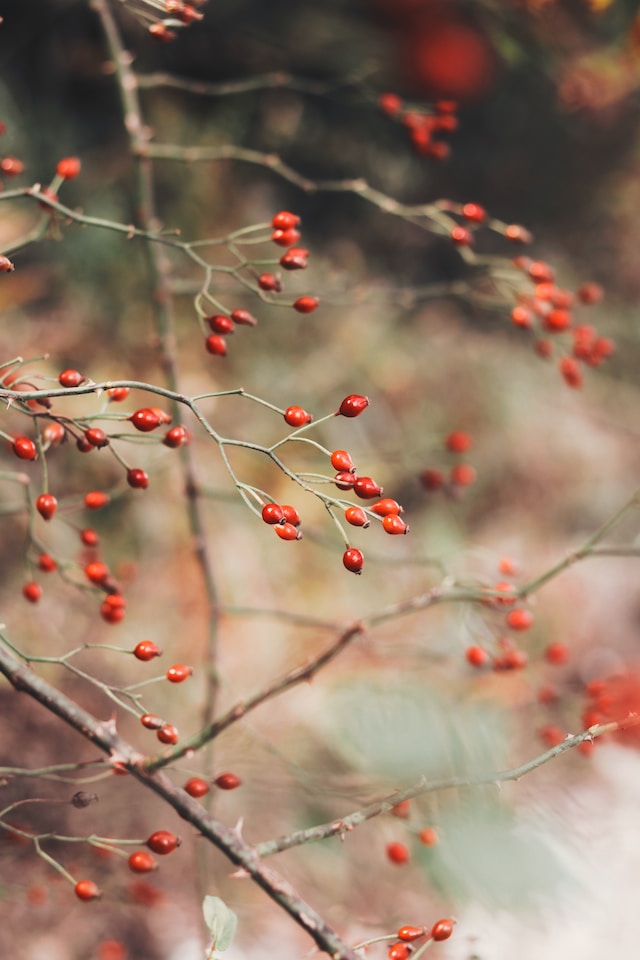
56,157 -> 81,179
157,724 -> 179,745
386,841 -> 409,864
12,437 -> 37,461
166,664 -> 193,683
262,503 -> 285,525
338,394 -> 369,418
130,409 -> 162,432
184,776 -> 209,798
36,493 -> 57,520
128,851 -> 157,874
343,548 -> 364,574
127,468 -> 149,490
23,582 -> 42,603
430,918 -> 455,942
134,640 -> 162,661
58,369 -> 85,388
284,405 -> 313,427
74,879 -> 101,901
146,830 -> 181,855
214,772 -> 242,790
293,296 -> 319,314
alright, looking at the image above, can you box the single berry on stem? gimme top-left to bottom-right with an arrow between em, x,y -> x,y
214,772 -> 242,790
36,493 -> 57,521
343,548 -> 364,574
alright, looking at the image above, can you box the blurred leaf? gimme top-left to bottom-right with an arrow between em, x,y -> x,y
202,895 -> 238,952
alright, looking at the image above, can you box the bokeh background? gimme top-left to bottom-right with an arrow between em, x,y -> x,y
2,1 -> 640,958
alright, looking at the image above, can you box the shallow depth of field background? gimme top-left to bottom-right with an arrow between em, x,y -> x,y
2,1 -> 640,958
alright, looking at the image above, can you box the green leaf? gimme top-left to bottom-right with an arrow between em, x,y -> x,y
202,895 -> 238,952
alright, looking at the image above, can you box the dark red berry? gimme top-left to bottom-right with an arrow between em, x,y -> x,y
284,405 -> 313,427
163,425 -> 190,448
157,724 -> 179,745
354,476 -> 383,499
272,211 -> 300,230
338,394 -> 369,418
80,528 -> 99,547
430,919 -> 455,942
280,504 -> 301,526
388,944 -> 410,960
74,879 -> 101,901
262,503 -> 285,524
146,830 -> 180,855
12,437 -> 37,460
205,334 -> 227,356
280,247 -> 309,270
130,409 -> 161,432
293,296 -> 319,314
274,522 -> 302,541
58,369 -> 84,388
397,926 -> 425,943
345,506 -> 369,528
230,308 -> 257,326
343,548 -> 364,574
184,777 -> 209,797
371,498 -> 402,517
206,314 -> 234,335
84,428 -> 109,448
258,273 -> 282,293
140,714 -> 164,730
214,772 -> 242,790
334,471 -> 356,491
38,553 -> 57,573
127,469 -> 149,490
36,493 -> 57,520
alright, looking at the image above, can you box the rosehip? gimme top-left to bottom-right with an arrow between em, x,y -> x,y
140,714 -> 164,730
85,561 -> 110,585
84,491 -> 109,510
378,92 -> 403,115
545,641 -> 569,665
293,296 -> 319,314
397,926 -> 425,942
100,593 -> 126,624
107,387 -> 130,402
345,506 -> 369,527
58,369 -> 84,388
163,425 -> 190,448
330,450 -> 355,473
207,314 -> 234,335
166,664 -> 192,683
465,645 -> 489,667
334,471 -> 356,491
445,431 -> 472,453
272,211 -> 300,230
12,437 -> 37,460
184,776 -> 209,797
262,503 -> 285,525
386,841 -> 409,864
420,468 -> 444,490
230,308 -> 257,326
130,409 -> 161,432
74,879 -> 101,901
450,464 -> 476,486
43,422 -> 65,445
214,772 -> 242,790
157,724 -> 179,745
23,582 -> 42,603
382,515 -> 409,535
284,405 -> 313,427
134,640 -> 162,661
56,157 -> 81,179
338,394 -> 369,418
274,522 -> 302,541
205,334 -> 227,356
127,469 -> 149,489
371,498 -> 403,517
84,428 -> 109,448
258,273 -> 282,293
146,830 -> 180,855
430,918 -> 455,942
272,227 -> 300,247
354,476 -> 383,499
280,247 -> 308,270
281,504 -> 301,526
418,827 -> 438,846
506,608 -> 534,631
388,944 -> 410,960
81,528 -> 99,547
36,493 -> 57,520
343,548 -> 364,574
128,851 -> 157,874
38,553 -> 57,573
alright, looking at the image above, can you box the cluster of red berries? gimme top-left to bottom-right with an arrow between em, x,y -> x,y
383,919 -> 456,959
508,260 -> 614,387
262,211 -> 319,315
184,772 -> 242,797
434,199 -> 533,249
463,558 -> 538,671
74,829 -> 181,902
378,93 -> 458,160
419,430 -> 476,495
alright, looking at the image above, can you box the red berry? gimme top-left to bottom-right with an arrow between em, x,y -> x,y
272,211 -> 300,230
397,926 -> 426,942
430,918 -> 455,942
1,156 -> 24,176
418,827 -> 438,846
107,387 -> 130,402
85,561 -> 110,585
386,841 -> 409,864
506,608 -> 534,631
58,369 -> 84,388
280,247 -> 309,270
36,493 -> 57,520
74,879 -> 101,901
84,490 -> 109,510
293,296 -> 319,314
0,254 -> 15,272
378,92 -> 403,115
420,468 -> 444,490
445,431 -> 472,453
450,463 -> 476,486
214,772 -> 242,790
258,273 -> 282,293
146,830 -> 180,855
205,334 -> 227,356
330,450 -> 356,473
128,851 -> 157,874
545,641 -> 569,665
100,593 -> 126,623
206,314 -> 234,335
157,724 -> 179,745
343,548 -> 364,574
281,504 -> 301,526
559,356 -> 583,388
334,471 -> 356,491
388,944 -> 410,960
354,476 -> 383,499
130,408 -> 161,432
166,664 -> 192,683
338,394 -> 369,418
371,498 -> 403,517
465,645 -> 489,667
84,428 -> 109,448
140,714 -> 164,730
272,227 -> 301,247
184,776 -> 209,797
80,528 -> 99,547
56,157 -> 81,179
23,582 -> 42,603
43,422 -> 65,445
134,640 -> 162,661
163,425 -> 190,448
38,553 -> 57,573
382,514 -> 409,535
12,436 -> 37,461
511,305 -> 534,328
262,503 -> 285,525
230,308 -> 257,326
127,469 -> 149,489
450,225 -> 473,245
284,405 -> 313,427
462,202 -> 486,223
274,522 -> 302,541
345,506 -> 369,528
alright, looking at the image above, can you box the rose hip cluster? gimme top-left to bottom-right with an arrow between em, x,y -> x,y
378,93 -> 458,160
419,430 -> 476,495
369,918 -> 456,960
